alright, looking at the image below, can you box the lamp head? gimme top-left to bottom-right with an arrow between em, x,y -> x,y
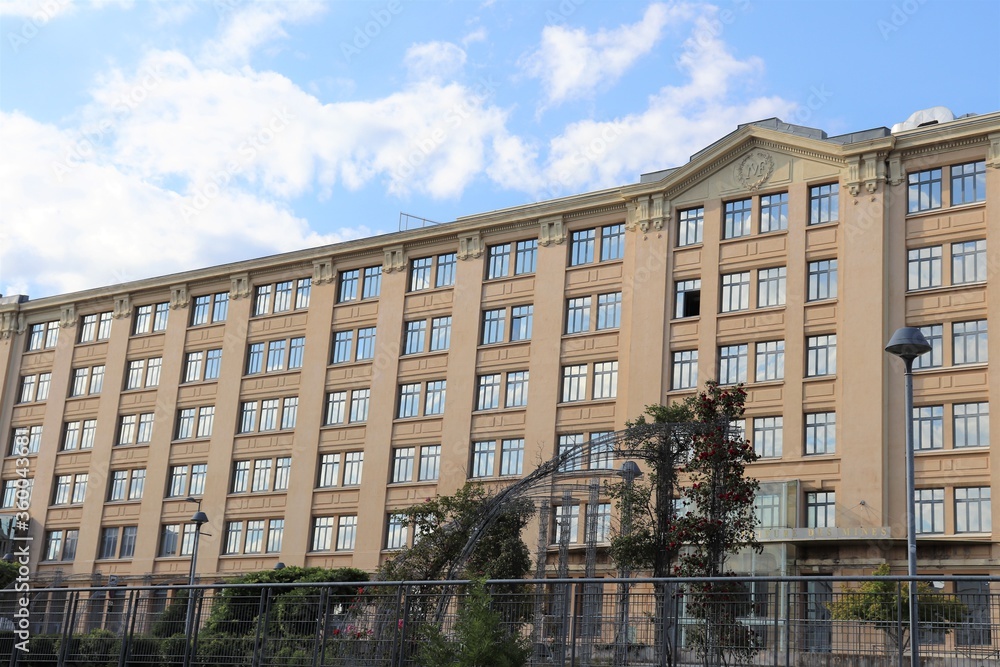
274,562 -> 286,570
191,510 -> 209,526
618,460 -> 643,483
885,327 -> 932,361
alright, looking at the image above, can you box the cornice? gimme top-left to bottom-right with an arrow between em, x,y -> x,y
564,203 -> 626,220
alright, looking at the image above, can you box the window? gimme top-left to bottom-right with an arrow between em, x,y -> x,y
253,280 -> 309,315
561,364 -> 588,402
159,524 -> 196,557
807,260 -> 838,301
678,207 -> 704,246
601,223 -> 625,261
391,447 -> 415,484
952,240 -> 987,284
128,469 -> 145,500
759,192 -> 788,232
809,183 -> 839,224
18,373 -> 50,403
805,412 -> 836,455
409,253 -> 457,291
477,374 -> 501,410
907,246 -> 942,290
912,325 -> 943,370
500,439 -> 524,476
806,334 -> 837,377
175,408 -> 194,439
349,389 -> 370,422
954,320 -> 988,364
723,199 -> 752,239
260,399 -> 279,430
70,366 -> 104,397
118,413 -> 154,446
487,244 -> 510,279
331,331 -> 353,364
404,320 -> 426,355
356,327 -> 376,360
553,505 -> 580,544
267,519 -> 284,552
231,461 -> 250,493
719,344 -> 748,385
223,522 -> 244,555
955,487 -> 991,533
53,475 -> 72,505
510,305 -> 533,341
18,375 -> 36,403
79,312 -> 112,342
593,361 -> 618,399
244,520 -> 265,554
386,514 -> 409,549
954,403 -> 989,448
952,161 -> 986,205
430,316 -> 451,351
167,466 -> 188,498
318,453 -> 341,487
312,517 -> 334,551
558,434 -> 584,472
289,337 -> 305,369
589,433 -> 615,470
596,292 -> 622,330
419,445 -> 441,481
252,459 -> 273,492
238,397 -> 298,433
757,267 -> 786,308
398,384 -> 421,419
913,405 -> 944,450
191,292 -> 229,325
753,417 -> 782,458
166,464 -> 206,498
2,478 -> 32,509
99,528 -> 119,559
915,488 -> 944,534
675,279 -> 701,318
338,266 -> 381,302
755,340 -> 785,382
806,491 -> 836,528
720,272 -> 750,312
27,321 -> 59,350
45,529 -> 78,561
133,303 -> 169,334
471,441 -> 495,478
62,419 -> 97,451
324,391 -> 347,425
125,357 -> 162,390
570,229 -> 595,266
757,497 -> 780,532
566,297 -> 591,334
343,452 -> 364,485
337,516 -> 357,550
280,398 -> 297,430
908,168 -> 942,213
482,309 -> 506,345
424,380 -> 446,416
266,340 -> 286,371
506,371 -> 529,408
12,425 -> 42,455
672,350 -> 698,390
515,239 -> 537,274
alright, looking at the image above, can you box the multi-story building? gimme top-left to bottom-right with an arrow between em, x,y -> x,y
2,108 -> 998,587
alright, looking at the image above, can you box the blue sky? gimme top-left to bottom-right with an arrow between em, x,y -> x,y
1,0 -> 998,298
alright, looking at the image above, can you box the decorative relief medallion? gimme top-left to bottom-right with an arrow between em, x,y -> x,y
735,150 -> 774,191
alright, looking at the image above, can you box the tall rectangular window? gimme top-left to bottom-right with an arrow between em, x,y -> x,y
955,487 -> 991,533
99,528 -> 119,560
678,207 -> 704,246
592,361 -> 618,399
274,458 -> 291,491
477,374 -> 501,410
184,352 -> 204,382
343,452 -> 364,485
119,415 -> 137,445
915,488 -> 944,534
318,454 -> 340,487
419,445 -> 441,481
191,295 -> 211,325
719,344 -> 748,385
63,422 -> 81,450
280,397 -> 298,429
601,223 -> 624,261
81,420 -> 96,449
807,260 -> 838,301
252,459 -> 272,492
908,168 -> 942,213
907,246 -> 942,290
510,305 -> 533,341
755,340 -> 785,382
349,389 -> 370,422
127,470 -> 144,500
806,334 -> 837,377
805,412 -> 836,455
356,327 -> 376,360
913,405 -> 944,450
952,161 -> 986,205
753,416 -> 783,458
289,337 -> 305,369
362,266 -> 382,299
436,253 -> 457,287
471,441 -> 495,478
386,514 -> 409,549
312,517 -> 334,551
245,520 -> 265,554
239,402 -> 257,433
337,516 -> 357,550
723,199 -> 752,239
254,286 -> 273,316
566,297 -> 591,334
675,279 -> 701,318
325,391 -> 346,425
954,403 -> 989,448
482,309 -> 506,345
487,244 -> 510,279
259,399 -> 279,431
809,183 -> 839,224
912,324 -> 943,370
954,320 -> 988,364
720,272 -> 750,312
672,350 -> 698,390
392,447 -> 415,483
806,491 -> 836,528
500,439 -> 524,476
952,240 -> 987,284
137,413 -> 154,443
266,340 -> 286,371
398,383 -> 421,418
247,342 -> 265,374
424,380 -> 446,416
562,364 -> 588,402
590,433 -> 615,470
430,316 -> 451,351
570,229 -> 595,266
505,371 -> 529,408
515,239 -> 537,274
597,292 -> 621,330
410,257 -> 433,291
554,505 -> 580,544
80,312 -> 112,342
759,192 -> 788,232
590,503 -> 612,542
757,267 -> 786,307
404,320 -> 426,355
558,434 -> 584,472
296,278 -> 312,309
331,331 -> 353,364
339,270 -> 359,302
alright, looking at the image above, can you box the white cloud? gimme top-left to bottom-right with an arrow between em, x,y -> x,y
462,27 -> 487,46
200,1 -> 326,67
0,0 -> 74,17
520,2 -> 690,108
404,41 -> 467,81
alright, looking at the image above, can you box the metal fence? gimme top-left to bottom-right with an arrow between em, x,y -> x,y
2,575 -> 999,666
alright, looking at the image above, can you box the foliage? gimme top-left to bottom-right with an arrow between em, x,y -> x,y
23,634 -> 59,667
0,560 -> 19,588
828,563 -> 967,654
150,589 -> 188,638
76,628 -> 119,665
419,578 -> 530,667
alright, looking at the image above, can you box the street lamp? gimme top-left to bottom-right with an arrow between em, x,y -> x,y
614,461 -> 643,667
182,502 -> 209,667
885,326 -> 932,667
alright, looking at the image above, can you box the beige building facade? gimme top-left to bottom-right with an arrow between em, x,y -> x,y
2,110 -> 999,586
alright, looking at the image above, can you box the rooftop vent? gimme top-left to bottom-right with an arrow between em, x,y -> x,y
891,106 -> 955,133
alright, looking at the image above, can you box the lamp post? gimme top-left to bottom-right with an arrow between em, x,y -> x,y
885,326 -> 932,667
614,461 -> 643,667
182,502 -> 209,667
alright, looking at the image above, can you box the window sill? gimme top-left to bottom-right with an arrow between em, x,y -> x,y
905,200 -> 983,220
905,282 -> 986,296
803,374 -> 836,382
805,298 -> 838,306
250,308 -> 309,320
806,220 -> 839,229
406,285 -> 454,296
675,242 -> 704,251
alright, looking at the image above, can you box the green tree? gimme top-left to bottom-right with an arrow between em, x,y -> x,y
829,563 -> 967,658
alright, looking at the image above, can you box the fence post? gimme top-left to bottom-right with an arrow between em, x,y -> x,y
773,581 -> 780,667
57,590 -> 79,667
672,587 -> 681,667
312,586 -> 328,667
251,587 -> 270,667
569,581 -> 579,667
784,585 -> 790,667
116,588 -> 139,667
897,580 -> 904,667
396,584 -> 410,667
